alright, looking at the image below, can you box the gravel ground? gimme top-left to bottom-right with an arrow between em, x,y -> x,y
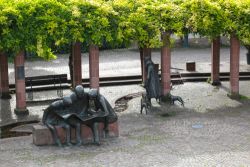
1,44 -> 250,166
1,81 -> 250,167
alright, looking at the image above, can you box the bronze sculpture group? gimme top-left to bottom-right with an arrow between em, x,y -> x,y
42,85 -> 117,146
42,56 -> 184,145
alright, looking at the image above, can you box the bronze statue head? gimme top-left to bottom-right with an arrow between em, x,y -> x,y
88,89 -> 99,100
75,85 -> 85,99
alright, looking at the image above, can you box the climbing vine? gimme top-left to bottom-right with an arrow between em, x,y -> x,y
0,0 -> 249,59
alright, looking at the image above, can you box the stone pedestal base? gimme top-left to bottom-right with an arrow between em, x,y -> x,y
227,93 -> 240,100
14,108 -> 29,115
211,80 -> 221,86
33,121 -> 119,146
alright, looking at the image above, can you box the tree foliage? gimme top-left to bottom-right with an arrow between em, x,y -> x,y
183,0 -> 226,39
184,0 -> 250,44
0,0 -> 120,59
0,0 -> 249,59
0,0 -> 71,59
238,0 -> 250,45
126,0 -> 184,48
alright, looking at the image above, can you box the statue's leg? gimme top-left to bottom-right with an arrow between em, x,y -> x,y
171,96 -> 174,105
147,96 -> 152,108
76,123 -> 82,146
180,97 -> 184,106
140,98 -> 143,114
47,124 -> 62,147
158,96 -> 162,104
146,96 -> 151,113
91,122 -> 100,145
64,124 -> 72,146
103,117 -> 109,138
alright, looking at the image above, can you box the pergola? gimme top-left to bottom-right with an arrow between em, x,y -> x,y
0,35 -> 241,115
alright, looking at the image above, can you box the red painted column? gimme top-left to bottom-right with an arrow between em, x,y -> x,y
72,42 -> 82,88
14,51 -> 28,115
230,34 -> 240,98
211,36 -> 221,86
142,47 -> 152,82
0,54 -> 3,97
89,44 -> 99,90
0,52 -> 11,99
161,32 -> 171,96
0,63 -> 1,95
139,48 -> 143,82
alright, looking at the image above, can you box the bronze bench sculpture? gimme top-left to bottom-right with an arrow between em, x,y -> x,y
42,85 -> 118,146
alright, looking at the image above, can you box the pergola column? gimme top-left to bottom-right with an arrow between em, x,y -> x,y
211,36 -> 221,85
72,42 -> 82,88
139,48 -> 143,81
230,34 -> 240,98
14,51 -> 28,115
89,44 -> 99,90
0,52 -> 11,99
142,48 -> 152,82
161,32 -> 171,96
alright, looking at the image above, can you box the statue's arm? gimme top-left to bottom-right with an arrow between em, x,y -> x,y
146,67 -> 151,80
99,96 -> 110,114
87,108 -> 96,115
42,107 -> 50,124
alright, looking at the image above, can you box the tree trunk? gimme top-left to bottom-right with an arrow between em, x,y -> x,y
69,43 -> 73,87
229,33 -> 240,98
183,33 -> 189,48
161,32 -> 171,96
89,44 -> 99,90
245,45 -> 250,65
72,42 -> 82,88
14,51 -> 28,115
0,52 -> 11,99
211,36 -> 221,85
139,48 -> 143,82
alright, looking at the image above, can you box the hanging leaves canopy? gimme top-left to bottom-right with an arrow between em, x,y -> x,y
183,0 -> 227,39
0,0 -> 121,59
0,0 -> 249,59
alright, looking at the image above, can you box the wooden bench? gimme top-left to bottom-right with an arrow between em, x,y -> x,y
25,74 -> 67,100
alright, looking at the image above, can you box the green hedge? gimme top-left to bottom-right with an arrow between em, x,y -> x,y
0,0 -> 249,60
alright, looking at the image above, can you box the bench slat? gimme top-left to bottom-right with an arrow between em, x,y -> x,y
25,74 -> 67,81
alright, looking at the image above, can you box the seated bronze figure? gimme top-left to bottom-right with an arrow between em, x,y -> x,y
144,57 -> 161,102
141,57 -> 161,114
42,96 -> 73,147
88,89 -> 118,139
141,57 -> 184,114
42,85 -> 118,146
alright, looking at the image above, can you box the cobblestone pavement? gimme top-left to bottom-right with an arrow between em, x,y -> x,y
1,81 -> 250,166
1,44 -> 250,166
